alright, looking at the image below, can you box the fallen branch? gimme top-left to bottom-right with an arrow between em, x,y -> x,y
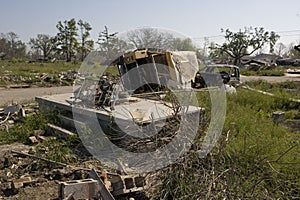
11,149 -> 68,167
10,150 -> 119,176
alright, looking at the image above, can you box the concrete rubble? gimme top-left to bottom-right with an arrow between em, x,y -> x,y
0,147 -> 148,199
0,103 -> 148,198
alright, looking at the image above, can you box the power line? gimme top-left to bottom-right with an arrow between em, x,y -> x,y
193,35 -> 223,40
192,29 -> 300,41
280,33 -> 300,37
275,29 -> 300,34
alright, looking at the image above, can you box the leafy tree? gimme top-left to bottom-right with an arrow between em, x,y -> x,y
208,42 -> 231,63
286,42 -> 300,58
171,38 -> 196,51
56,18 -> 78,62
126,28 -> 175,50
28,34 -> 56,60
77,19 -> 93,61
268,31 -> 280,54
97,26 -> 131,63
210,27 -> 280,65
97,26 -> 118,52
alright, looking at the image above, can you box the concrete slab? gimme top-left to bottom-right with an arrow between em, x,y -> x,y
36,93 -> 202,125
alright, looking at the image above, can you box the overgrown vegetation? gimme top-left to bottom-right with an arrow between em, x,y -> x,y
245,80 -> 300,99
0,111 -> 82,167
148,85 -> 300,199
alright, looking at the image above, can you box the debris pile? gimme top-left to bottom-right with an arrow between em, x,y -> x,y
0,70 -> 78,87
0,103 -> 39,132
0,102 -> 149,199
0,148 -> 148,199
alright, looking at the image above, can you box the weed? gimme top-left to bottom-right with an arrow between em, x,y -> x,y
0,112 -> 59,144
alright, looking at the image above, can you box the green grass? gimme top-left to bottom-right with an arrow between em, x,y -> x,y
0,60 -> 80,74
0,61 -> 120,86
240,66 -> 285,76
244,80 -> 300,100
151,86 -> 300,199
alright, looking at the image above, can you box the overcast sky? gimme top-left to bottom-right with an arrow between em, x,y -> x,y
1,0 -> 300,48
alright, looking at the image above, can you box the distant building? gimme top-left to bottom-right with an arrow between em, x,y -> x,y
241,54 -> 281,70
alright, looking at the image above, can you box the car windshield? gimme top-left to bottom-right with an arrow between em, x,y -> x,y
205,66 -> 231,73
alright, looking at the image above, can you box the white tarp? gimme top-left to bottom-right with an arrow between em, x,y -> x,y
170,51 -> 198,86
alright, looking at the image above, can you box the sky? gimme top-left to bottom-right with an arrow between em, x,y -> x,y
1,0 -> 300,49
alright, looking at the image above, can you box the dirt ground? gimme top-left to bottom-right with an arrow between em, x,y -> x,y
0,144 -> 59,199
0,86 -> 73,106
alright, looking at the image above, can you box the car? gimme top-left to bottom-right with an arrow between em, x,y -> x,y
191,64 -> 240,88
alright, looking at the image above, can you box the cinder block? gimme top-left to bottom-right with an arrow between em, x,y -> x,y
12,177 -> 32,189
111,174 -> 147,196
124,178 -> 134,189
59,179 -> 98,200
134,176 -> 145,187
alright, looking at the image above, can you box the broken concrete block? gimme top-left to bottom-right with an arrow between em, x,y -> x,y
7,120 -> 14,125
58,179 -> 98,200
28,136 -> 38,144
11,176 -> 32,189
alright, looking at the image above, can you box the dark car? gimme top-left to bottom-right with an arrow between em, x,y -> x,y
191,64 -> 240,88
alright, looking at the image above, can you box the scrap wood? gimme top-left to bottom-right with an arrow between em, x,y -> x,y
10,150 -> 119,176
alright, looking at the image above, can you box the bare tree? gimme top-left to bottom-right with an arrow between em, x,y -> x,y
0,32 -> 26,59
275,42 -> 286,57
126,28 -> 175,50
